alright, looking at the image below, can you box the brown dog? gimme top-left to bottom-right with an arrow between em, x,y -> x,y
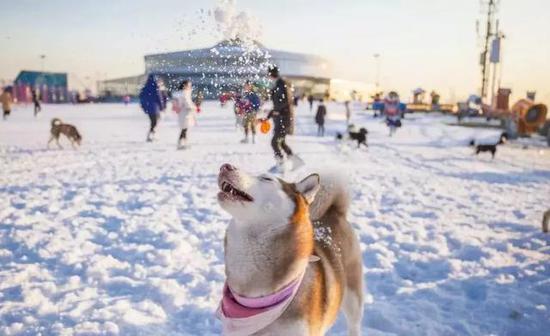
216,164 -> 363,335
48,118 -> 82,149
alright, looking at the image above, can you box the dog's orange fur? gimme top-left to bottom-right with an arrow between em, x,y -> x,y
277,181 -> 345,334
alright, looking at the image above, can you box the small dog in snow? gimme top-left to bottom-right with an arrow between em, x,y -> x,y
469,132 -> 508,159
48,118 -> 82,149
336,124 -> 368,148
216,164 -> 363,335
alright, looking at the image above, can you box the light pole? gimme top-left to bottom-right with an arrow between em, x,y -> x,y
373,53 -> 380,92
39,54 -> 46,72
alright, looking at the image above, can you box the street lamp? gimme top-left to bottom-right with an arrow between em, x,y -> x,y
40,55 -> 46,72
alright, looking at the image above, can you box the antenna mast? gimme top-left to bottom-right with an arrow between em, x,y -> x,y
479,0 -> 497,100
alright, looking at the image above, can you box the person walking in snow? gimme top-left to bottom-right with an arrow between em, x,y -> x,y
308,94 -> 314,112
383,91 -> 404,136
32,89 -> 41,117
172,80 -> 196,149
345,100 -> 351,125
262,65 -> 304,173
139,74 -> 165,142
1,87 -> 14,120
193,91 -> 204,114
240,81 -> 261,144
315,99 -> 327,136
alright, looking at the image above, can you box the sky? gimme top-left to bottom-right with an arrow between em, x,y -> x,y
0,0 -> 549,102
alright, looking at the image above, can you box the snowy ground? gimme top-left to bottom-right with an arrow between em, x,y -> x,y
0,102 -> 549,335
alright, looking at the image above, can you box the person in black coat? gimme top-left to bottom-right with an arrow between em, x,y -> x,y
263,65 -> 304,173
308,94 -> 314,112
32,89 -> 41,117
315,99 -> 327,136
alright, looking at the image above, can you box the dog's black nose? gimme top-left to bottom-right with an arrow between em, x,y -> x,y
220,163 -> 236,172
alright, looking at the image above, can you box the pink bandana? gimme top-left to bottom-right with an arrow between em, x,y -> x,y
216,271 -> 305,336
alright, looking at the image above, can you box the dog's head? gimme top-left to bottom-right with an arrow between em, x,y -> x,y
499,132 -> 508,145
217,164 -> 320,224
74,132 -> 82,145
51,118 -> 62,127
359,128 -> 368,134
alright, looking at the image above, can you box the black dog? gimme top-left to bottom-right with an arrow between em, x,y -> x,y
349,128 -> 369,148
470,132 -> 508,159
337,126 -> 368,148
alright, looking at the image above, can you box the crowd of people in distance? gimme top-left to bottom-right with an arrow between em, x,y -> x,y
1,64 -> 406,174
1,86 -> 42,121
136,65 -> 411,171
138,66 -> 305,173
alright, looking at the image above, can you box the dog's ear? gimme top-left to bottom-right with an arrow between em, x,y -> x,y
296,174 -> 320,204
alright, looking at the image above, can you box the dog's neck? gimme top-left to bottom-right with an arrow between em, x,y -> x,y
225,195 -> 314,298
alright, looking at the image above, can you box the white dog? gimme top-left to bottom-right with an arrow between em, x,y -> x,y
216,164 -> 363,335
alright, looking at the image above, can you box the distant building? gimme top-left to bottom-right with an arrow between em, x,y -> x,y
97,74 -> 147,99
99,39 -> 371,101
13,71 -> 69,103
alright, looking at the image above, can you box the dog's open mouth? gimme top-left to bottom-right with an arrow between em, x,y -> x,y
219,180 -> 253,202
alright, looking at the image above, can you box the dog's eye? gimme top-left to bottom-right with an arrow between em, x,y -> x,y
260,176 -> 273,182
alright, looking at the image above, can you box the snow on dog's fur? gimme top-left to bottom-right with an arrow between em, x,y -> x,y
217,163 -> 363,335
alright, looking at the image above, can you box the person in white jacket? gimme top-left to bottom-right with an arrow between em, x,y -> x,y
172,80 -> 196,149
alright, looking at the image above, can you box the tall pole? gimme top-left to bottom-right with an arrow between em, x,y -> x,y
490,60 -> 498,107
490,20 -> 499,107
480,0 -> 496,100
40,54 -> 46,72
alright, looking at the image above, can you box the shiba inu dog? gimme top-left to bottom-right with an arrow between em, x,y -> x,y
216,163 -> 363,335
48,118 -> 82,149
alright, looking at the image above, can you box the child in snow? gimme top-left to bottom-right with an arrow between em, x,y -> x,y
172,80 -> 196,149
233,94 -> 245,130
240,81 -> 261,144
193,91 -> 204,113
1,87 -> 14,120
315,99 -> 327,136
383,91 -> 405,136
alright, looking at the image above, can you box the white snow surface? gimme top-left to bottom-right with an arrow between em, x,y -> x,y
1,102 -> 549,335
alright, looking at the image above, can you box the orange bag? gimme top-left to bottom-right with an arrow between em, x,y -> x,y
260,119 -> 271,134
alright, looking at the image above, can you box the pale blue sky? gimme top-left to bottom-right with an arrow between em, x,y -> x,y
1,0 -> 549,102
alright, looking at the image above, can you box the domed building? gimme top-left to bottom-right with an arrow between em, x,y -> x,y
99,39 -> 332,99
